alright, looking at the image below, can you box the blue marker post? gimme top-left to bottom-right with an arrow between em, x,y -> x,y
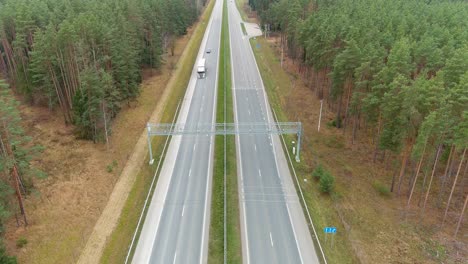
324,227 -> 337,248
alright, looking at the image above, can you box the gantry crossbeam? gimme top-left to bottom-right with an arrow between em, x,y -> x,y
146,122 -> 302,164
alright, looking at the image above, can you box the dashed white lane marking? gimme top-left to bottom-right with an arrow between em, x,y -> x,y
189,169 -> 192,177
173,252 -> 177,264
182,205 -> 185,217
258,169 -> 262,177
270,232 -> 274,247
193,144 -> 196,151
248,110 -> 251,115
254,144 -> 257,151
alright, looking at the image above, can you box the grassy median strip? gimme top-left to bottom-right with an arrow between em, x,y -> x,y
208,0 -> 241,263
249,37 -> 358,263
99,1 -> 216,263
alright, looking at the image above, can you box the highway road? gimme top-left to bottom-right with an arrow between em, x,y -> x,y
131,0 -> 222,263
228,1 -> 321,264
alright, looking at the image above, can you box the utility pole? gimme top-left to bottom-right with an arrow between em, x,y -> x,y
318,99 -> 323,132
281,43 -> 284,68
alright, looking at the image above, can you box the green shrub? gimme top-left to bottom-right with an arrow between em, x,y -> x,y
327,119 -> 336,127
16,237 -> 27,248
312,164 -> 325,180
106,160 -> 118,173
0,242 -> 16,263
319,171 -> 335,193
372,181 -> 391,197
324,135 -> 345,149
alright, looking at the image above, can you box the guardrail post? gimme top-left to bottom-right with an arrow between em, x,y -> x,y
147,124 -> 154,165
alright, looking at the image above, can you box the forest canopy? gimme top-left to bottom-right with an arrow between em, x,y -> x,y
0,0 -> 205,141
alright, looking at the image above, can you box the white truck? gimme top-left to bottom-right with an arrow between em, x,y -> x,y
197,58 -> 206,78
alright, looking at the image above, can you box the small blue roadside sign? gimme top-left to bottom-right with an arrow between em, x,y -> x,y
324,227 -> 337,233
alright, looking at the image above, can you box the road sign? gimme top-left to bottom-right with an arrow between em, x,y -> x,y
324,227 -> 337,234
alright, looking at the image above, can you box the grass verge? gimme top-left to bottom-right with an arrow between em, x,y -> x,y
235,0 -> 249,22
249,37 -> 359,263
208,0 -> 241,263
99,1 -> 216,263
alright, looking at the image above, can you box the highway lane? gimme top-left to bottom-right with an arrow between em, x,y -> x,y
131,0 -> 222,263
227,1 -> 321,263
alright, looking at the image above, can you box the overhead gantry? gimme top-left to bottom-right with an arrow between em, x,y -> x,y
146,122 -> 303,164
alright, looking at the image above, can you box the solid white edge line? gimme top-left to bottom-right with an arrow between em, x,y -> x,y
273,108 -> 328,264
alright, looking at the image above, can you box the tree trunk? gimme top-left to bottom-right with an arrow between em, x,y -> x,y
391,162 -> 399,193
342,78 -> 352,133
12,165 -> 28,225
352,112 -> 358,144
1,36 -> 18,83
442,148 -> 466,226
454,192 -> 468,239
420,144 -> 442,220
1,121 -> 27,226
336,94 -> 343,128
373,112 -> 382,163
102,101 -> 109,149
397,141 -> 413,195
406,140 -> 427,213
438,145 -> 455,207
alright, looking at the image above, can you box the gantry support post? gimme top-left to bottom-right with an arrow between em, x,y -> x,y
296,123 -> 302,162
147,124 -> 154,165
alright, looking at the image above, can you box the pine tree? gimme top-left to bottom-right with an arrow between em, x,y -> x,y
0,79 -> 45,227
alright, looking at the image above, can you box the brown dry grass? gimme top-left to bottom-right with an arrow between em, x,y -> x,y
3,21 -> 196,264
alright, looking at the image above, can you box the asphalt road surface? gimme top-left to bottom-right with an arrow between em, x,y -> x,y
131,0 -> 222,263
228,1 -> 321,264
